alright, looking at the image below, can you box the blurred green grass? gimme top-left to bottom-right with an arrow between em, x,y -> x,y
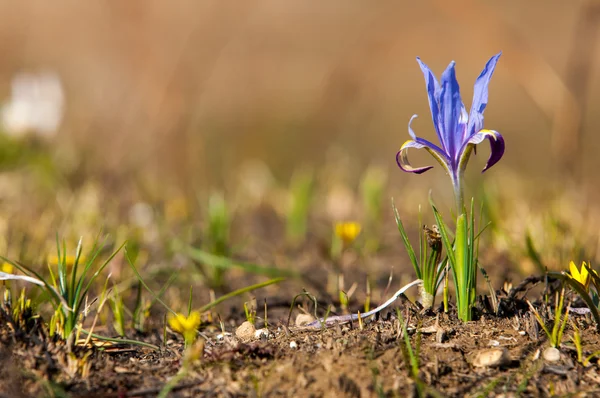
0,1 -> 598,326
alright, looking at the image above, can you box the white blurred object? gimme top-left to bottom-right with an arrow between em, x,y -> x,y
1,71 -> 65,138
0,271 -> 44,285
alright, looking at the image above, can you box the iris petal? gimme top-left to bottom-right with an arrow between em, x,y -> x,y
458,129 -> 505,173
416,58 -> 442,139
468,52 -> 502,137
439,61 -> 465,159
397,139 -> 452,176
408,115 -> 452,162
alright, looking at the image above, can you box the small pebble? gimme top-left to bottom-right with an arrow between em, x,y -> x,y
543,347 -> 561,362
235,321 -> 256,341
472,348 -> 510,367
254,328 -> 271,340
289,341 -> 298,349
296,313 -> 316,326
435,329 -> 448,343
216,332 -> 232,340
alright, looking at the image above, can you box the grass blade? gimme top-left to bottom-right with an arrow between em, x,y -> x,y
197,277 -> 285,313
392,199 -> 420,278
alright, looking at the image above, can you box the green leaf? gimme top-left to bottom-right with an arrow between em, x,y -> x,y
197,277 -> 285,313
392,199 -> 420,279
525,232 -> 546,273
183,244 -> 299,279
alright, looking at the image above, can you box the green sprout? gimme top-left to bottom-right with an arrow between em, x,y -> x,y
393,201 -> 446,310
396,309 -> 426,397
359,165 -> 387,253
570,320 -> 600,366
527,287 -> 570,348
109,286 -> 125,337
201,191 -> 231,288
244,297 -> 257,325
285,167 -> 314,247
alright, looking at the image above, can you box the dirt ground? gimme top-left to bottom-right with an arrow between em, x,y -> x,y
2,248 -> 600,397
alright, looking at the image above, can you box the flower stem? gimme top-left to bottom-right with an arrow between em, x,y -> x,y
453,173 -> 465,214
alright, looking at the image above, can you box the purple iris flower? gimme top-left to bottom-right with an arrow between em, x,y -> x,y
396,53 -> 504,208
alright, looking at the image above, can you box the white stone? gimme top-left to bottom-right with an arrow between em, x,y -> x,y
235,321 -> 256,341
295,313 -> 316,327
543,347 -> 561,362
472,348 -> 510,367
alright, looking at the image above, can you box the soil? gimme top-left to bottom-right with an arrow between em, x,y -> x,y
1,211 -> 599,397
2,284 -> 600,397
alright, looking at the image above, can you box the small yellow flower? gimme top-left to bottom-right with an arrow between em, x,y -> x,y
165,196 -> 189,223
570,261 -> 590,289
47,255 -> 86,267
1,262 -> 13,274
335,222 -> 362,245
169,312 -> 201,345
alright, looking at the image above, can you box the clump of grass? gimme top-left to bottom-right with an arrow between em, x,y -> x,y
3,236 -> 124,346
527,287 -> 570,348
393,201 -> 446,310
570,320 -> 600,366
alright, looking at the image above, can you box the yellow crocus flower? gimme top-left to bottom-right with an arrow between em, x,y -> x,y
168,312 -> 201,345
1,262 -> 13,274
570,261 -> 590,290
334,222 -> 362,245
47,255 -> 86,267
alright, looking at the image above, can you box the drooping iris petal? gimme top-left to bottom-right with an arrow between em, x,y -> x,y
439,61 -> 465,161
397,130 -> 453,177
467,52 -> 502,137
399,115 -> 452,175
397,140 -> 443,175
407,115 -> 449,156
457,129 -> 505,173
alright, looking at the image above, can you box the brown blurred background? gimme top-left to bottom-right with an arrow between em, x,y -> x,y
0,0 -> 598,194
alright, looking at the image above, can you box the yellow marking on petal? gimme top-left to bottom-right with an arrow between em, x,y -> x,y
400,140 -> 416,150
478,129 -> 500,140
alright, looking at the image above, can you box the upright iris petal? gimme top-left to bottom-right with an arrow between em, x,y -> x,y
396,53 -> 504,209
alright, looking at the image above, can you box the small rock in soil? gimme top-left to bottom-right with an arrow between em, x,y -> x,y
296,313 -> 316,326
472,347 -> 510,367
254,328 -> 272,340
236,321 -> 256,341
543,347 -> 561,362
